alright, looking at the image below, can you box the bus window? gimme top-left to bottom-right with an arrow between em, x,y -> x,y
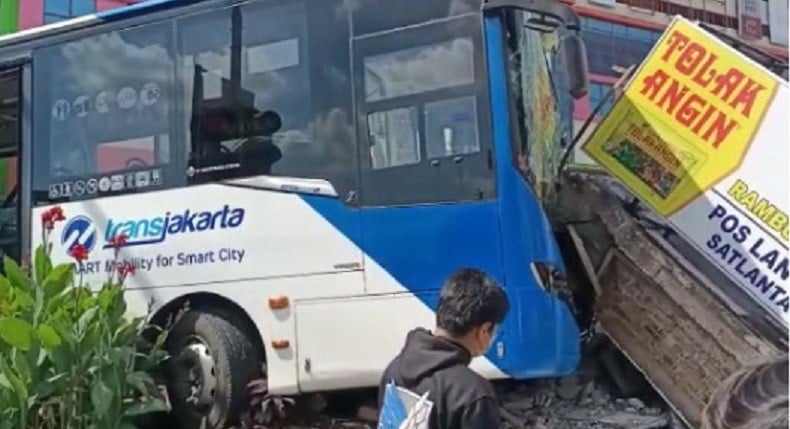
351,0 -> 481,37
0,68 -> 19,263
353,13 -> 494,207
31,21 -> 175,204
180,0 -> 357,196
367,106 -> 420,169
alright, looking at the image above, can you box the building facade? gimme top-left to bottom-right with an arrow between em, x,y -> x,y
568,0 -> 788,163
0,0 -> 144,35
1,0 -> 786,94
573,0 -> 787,117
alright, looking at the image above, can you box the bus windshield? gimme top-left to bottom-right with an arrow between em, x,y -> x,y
506,10 -> 575,203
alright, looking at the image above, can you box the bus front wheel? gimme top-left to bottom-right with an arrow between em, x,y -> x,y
166,309 -> 262,429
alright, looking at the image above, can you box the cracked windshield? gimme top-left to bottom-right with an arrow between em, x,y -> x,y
509,11 -> 573,203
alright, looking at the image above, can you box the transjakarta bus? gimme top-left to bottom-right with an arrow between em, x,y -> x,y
0,0 -> 588,426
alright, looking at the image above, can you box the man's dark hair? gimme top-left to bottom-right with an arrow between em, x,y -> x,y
436,268 -> 509,337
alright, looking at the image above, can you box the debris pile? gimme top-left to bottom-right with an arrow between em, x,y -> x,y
494,337 -> 688,429
230,338 -> 686,429
282,377 -> 682,429
498,377 -> 675,429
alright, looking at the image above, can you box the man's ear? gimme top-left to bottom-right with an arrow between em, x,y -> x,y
480,322 -> 494,336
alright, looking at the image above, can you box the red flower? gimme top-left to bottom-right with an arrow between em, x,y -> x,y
117,261 -> 136,277
68,244 -> 89,262
49,206 -> 65,222
41,206 -> 65,230
41,216 -> 53,231
108,233 -> 128,248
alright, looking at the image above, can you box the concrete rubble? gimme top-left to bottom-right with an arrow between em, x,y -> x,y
498,378 -> 673,429
276,348 -> 686,429
281,379 -> 679,429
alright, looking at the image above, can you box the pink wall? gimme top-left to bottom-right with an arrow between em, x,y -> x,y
18,0 -> 43,30
18,0 -> 144,30
96,0 -> 142,12
96,146 -> 155,172
572,73 -> 623,120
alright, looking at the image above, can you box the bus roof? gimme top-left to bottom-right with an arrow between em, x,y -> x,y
0,0 -> 201,49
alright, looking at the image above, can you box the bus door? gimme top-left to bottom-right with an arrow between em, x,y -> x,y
351,4 -> 504,296
0,66 -> 24,266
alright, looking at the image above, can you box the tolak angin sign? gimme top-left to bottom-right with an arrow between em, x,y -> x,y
583,16 -> 789,327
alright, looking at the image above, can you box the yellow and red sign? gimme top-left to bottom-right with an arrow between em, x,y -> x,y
583,16 -> 779,217
583,16 -> 789,327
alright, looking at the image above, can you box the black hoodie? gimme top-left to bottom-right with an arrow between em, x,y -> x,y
378,328 -> 501,429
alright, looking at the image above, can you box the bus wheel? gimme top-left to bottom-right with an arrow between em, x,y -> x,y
165,309 -> 262,429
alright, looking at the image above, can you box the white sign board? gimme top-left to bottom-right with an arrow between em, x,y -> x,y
583,17 -> 790,327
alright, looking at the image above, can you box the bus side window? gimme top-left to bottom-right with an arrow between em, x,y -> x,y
31,20 -> 175,203
352,14 -> 495,207
178,0 -> 357,196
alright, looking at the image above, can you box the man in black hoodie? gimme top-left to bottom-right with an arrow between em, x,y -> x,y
378,268 -> 509,429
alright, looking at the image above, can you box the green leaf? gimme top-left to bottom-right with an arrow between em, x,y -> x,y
32,380 -> 54,398
145,349 -> 170,366
97,285 -> 117,312
35,347 -> 47,366
0,373 -> 11,390
0,318 -> 34,350
125,371 -> 151,395
0,358 -> 27,400
11,288 -> 33,310
42,264 -> 73,299
51,320 -> 77,348
123,398 -> 169,416
0,277 -> 11,299
36,324 -> 62,348
45,373 -> 66,387
32,283 -> 44,326
110,346 -> 136,367
10,349 -> 31,380
46,287 -> 76,317
90,380 -> 114,416
76,307 -> 99,336
33,245 -> 52,285
48,347 -> 72,372
3,257 -> 27,290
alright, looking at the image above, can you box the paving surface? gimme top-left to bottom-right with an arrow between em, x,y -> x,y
265,347 -> 688,429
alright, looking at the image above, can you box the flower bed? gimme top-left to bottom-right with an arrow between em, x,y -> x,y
0,206 -> 171,429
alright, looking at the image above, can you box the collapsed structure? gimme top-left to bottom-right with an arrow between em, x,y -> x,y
554,16 -> 788,428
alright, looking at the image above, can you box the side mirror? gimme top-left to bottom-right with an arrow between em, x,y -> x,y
559,35 -> 589,99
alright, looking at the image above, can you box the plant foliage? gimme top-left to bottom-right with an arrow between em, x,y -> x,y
0,206 -> 171,429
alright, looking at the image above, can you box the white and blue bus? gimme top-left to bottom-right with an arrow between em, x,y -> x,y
0,0 -> 588,426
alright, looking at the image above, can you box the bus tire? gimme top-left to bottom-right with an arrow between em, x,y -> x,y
165,309 -> 262,429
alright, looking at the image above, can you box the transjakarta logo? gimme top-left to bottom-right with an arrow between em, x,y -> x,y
61,215 -> 98,253
103,205 -> 245,248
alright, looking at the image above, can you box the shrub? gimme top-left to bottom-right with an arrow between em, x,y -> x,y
0,206 -> 170,429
